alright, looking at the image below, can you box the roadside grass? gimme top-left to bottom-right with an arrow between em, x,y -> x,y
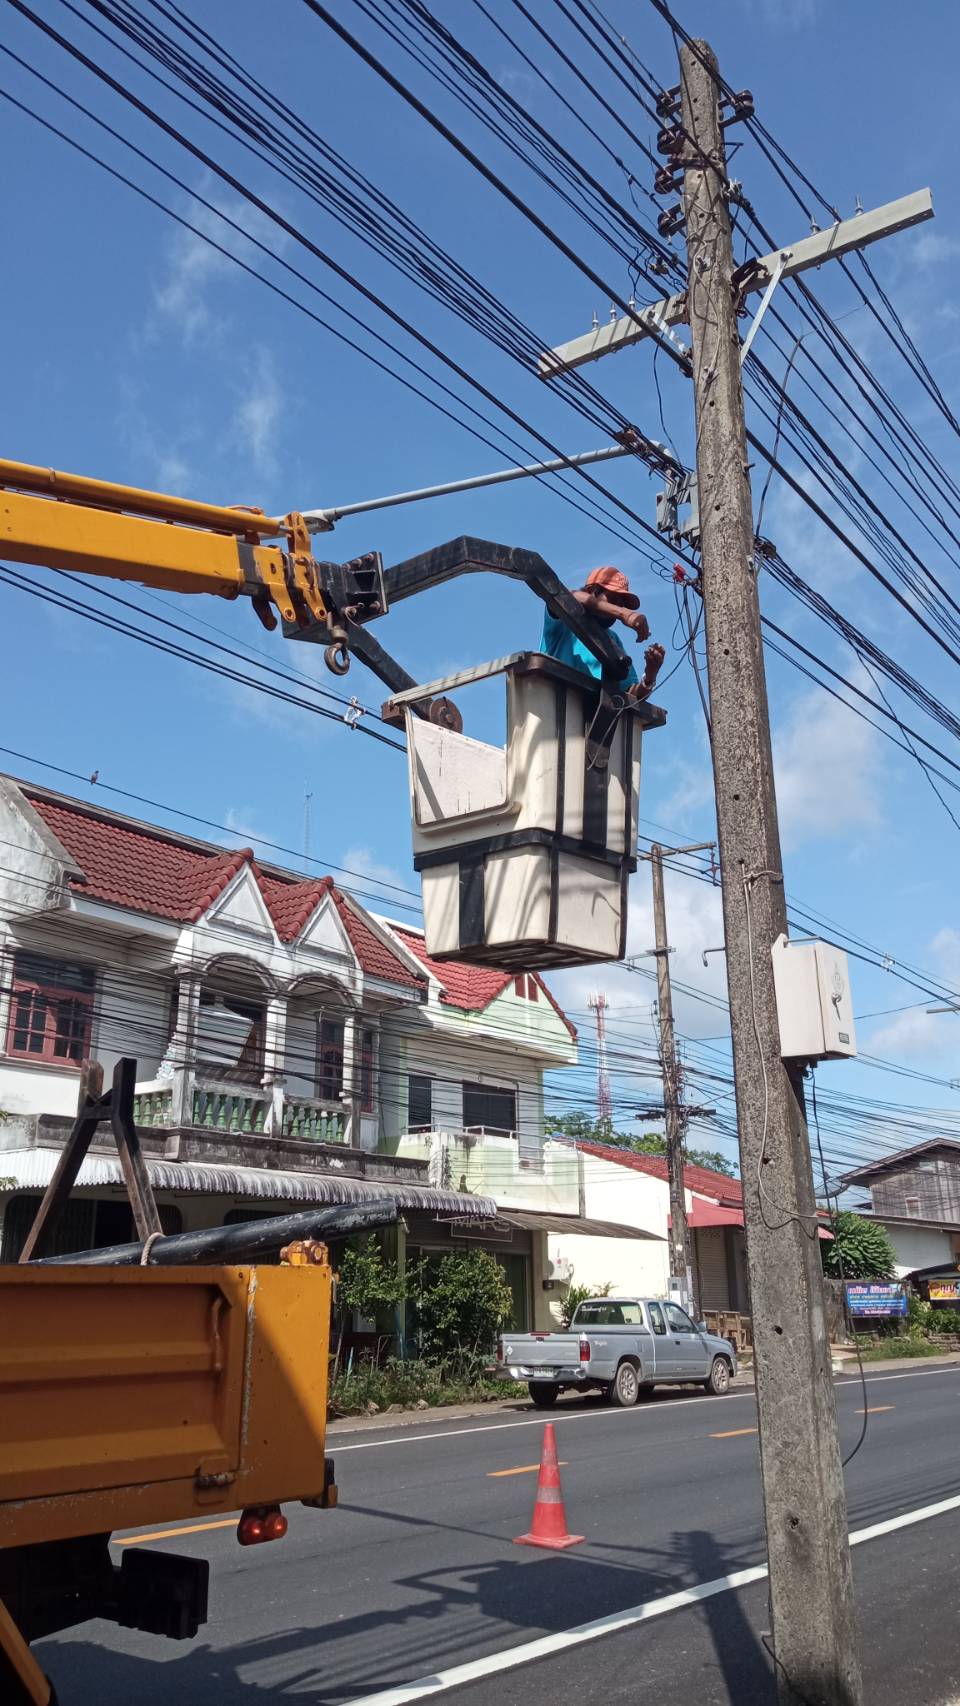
858,1339 -> 952,1362
329,1357 -> 522,1416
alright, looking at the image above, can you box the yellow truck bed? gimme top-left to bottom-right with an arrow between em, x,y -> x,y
0,1261 -> 334,1549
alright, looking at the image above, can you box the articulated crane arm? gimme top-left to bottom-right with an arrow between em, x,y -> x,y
0,459 -> 636,724
0,457 -> 382,648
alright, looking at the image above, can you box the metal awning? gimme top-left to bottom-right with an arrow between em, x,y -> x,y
0,1148 -> 496,1220
498,1209 -> 662,1240
680,1202 -> 745,1230
670,1200 -> 832,1241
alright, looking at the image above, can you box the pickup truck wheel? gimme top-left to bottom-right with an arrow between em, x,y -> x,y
528,1381 -> 559,1408
609,1361 -> 640,1407
704,1356 -> 732,1396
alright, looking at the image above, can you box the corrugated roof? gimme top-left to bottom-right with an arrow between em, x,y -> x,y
840,1138 -> 960,1188
1,1148 -> 495,1217
17,782 -> 423,991
390,925 -> 576,1037
500,1209 -> 661,1240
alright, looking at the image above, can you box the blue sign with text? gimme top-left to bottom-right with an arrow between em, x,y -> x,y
845,1282 -> 907,1317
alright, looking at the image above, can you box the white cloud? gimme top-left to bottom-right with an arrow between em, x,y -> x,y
910,232 -> 960,270
151,192 -> 289,346
867,1006 -> 953,1061
866,928 -> 960,1060
341,844 -> 413,900
153,451 -> 191,491
655,759 -> 715,830
222,805 -> 272,849
773,677 -> 886,849
232,348 -> 283,482
153,222 -> 230,344
549,862 -> 728,1044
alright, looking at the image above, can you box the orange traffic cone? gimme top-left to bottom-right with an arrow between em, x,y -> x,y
514,1423 -> 584,1550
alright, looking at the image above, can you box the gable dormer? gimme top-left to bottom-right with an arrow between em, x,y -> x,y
298,893 -> 357,961
204,864 -> 276,943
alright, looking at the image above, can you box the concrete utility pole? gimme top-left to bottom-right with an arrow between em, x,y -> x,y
679,39 -> 862,1706
650,843 -> 692,1310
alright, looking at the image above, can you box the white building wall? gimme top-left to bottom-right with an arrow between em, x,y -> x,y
881,1222 -> 955,1278
0,932 -> 172,1118
543,1156 -> 671,1323
381,1016 -> 547,1152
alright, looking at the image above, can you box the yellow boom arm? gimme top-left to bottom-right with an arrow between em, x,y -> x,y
0,457 -> 333,630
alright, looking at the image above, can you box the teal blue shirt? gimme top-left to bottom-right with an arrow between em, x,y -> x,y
540,611 -> 638,687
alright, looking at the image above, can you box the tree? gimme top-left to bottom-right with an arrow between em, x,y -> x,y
338,1236 -> 406,1320
821,1212 -> 896,1281
546,1109 -> 737,1176
559,1278 -> 612,1327
411,1248 -> 514,1370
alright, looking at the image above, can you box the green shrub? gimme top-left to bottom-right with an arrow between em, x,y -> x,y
929,1307 -> 960,1334
905,1292 -> 932,1339
328,1356 -> 520,1417
338,1237 -> 406,1320
410,1248 -> 514,1374
822,1212 -> 896,1280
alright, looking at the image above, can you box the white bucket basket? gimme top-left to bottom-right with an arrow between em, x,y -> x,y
387,651 -> 665,970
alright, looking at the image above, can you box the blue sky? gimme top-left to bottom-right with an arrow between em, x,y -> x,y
2,0 -> 959,1179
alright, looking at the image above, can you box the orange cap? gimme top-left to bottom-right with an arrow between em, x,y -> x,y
584,565 -> 640,609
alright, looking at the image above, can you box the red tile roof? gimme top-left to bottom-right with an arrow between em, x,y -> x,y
256,871 -> 335,943
27,794 -> 253,923
571,1137 -> 742,1205
334,895 -> 425,989
19,785 -> 424,990
390,925 -> 576,1036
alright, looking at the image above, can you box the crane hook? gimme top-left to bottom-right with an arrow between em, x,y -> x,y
324,639 -> 351,676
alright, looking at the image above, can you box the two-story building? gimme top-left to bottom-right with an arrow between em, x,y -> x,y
542,1138 -> 749,1318
841,1138 -> 960,1280
0,775 -> 652,1331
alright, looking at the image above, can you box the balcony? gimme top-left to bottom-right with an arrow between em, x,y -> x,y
395,1129 -> 580,1215
134,1074 -> 350,1144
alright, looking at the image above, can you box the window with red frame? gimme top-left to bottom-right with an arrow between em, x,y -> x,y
359,1027 -> 377,1113
6,951 -> 95,1065
513,975 -> 539,1001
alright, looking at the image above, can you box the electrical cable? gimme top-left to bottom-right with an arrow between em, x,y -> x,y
810,1070 -> 869,1467
0,566 -> 410,749
10,0 -> 686,563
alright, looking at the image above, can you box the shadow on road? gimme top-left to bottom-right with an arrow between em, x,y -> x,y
41,1527 -> 775,1706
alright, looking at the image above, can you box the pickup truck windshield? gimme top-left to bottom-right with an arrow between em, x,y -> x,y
573,1302 -> 643,1326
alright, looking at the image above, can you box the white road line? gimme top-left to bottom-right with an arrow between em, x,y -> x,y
333,1364 -> 955,1453
346,1491 -> 960,1706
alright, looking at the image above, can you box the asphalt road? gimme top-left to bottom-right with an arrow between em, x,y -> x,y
39,1364 -> 960,1706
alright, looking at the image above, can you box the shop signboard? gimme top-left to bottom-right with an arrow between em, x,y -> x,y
845,1281 -> 907,1317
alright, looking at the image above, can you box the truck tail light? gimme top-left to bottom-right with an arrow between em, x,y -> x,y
238,1504 -> 288,1546
579,1337 -> 591,1362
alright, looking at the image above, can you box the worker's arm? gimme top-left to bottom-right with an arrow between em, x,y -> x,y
570,585 -> 651,643
629,643 -> 666,703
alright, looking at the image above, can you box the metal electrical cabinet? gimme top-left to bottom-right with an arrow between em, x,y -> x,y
771,934 -> 857,1061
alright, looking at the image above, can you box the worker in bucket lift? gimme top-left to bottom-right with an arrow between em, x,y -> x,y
540,565 -> 665,700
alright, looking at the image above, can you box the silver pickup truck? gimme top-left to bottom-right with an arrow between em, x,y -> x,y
498,1297 -> 737,1408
